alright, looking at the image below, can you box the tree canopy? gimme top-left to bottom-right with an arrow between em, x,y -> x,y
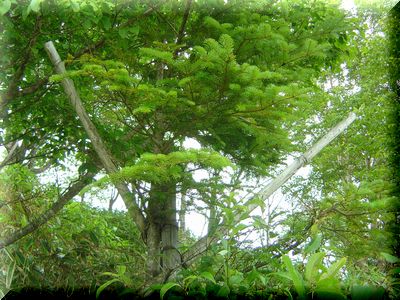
0,0 -> 397,299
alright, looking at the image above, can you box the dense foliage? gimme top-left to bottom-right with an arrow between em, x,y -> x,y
0,0 -> 398,299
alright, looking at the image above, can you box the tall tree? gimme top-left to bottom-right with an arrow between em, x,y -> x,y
0,0 -> 355,281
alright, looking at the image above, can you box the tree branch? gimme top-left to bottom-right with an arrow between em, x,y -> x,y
0,170 -> 96,250
1,1 -> 166,111
44,41 -> 146,237
174,0 -> 192,57
179,111 -> 358,272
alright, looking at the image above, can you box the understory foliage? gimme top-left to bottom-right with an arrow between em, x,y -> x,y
0,0 -> 398,299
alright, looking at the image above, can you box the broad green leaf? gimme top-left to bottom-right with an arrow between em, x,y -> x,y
29,0 -> 43,12
70,0 -> 80,12
160,282 -> 180,300
282,255 -> 306,298
200,271 -> 216,284
96,278 -> 120,299
351,285 -> 385,300
310,223 -> 319,235
116,265 -> 126,274
380,252 -> 400,263
6,261 -> 16,289
183,275 -> 198,288
271,271 -> 296,282
0,0 -> 11,15
217,284 -> 230,297
315,278 -> 345,300
304,234 -> 322,255
320,257 -> 347,280
143,284 -> 163,297
229,274 -> 244,286
305,252 -> 325,283
232,223 -> 248,235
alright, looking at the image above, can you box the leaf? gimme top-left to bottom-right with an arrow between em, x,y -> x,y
96,278 -> 120,299
0,0 -> 11,15
183,275 -> 198,289
229,274 -> 244,286
139,47 -> 173,64
380,252 -> 400,263
160,282 -> 180,300
320,257 -> 347,280
271,271 -> 296,281
282,255 -> 306,298
200,271 -> 216,284
310,223 -> 319,235
101,271 -> 120,278
304,234 -> 322,255
29,0 -> 42,12
232,223 -> 248,235
143,284 -> 163,297
118,27 -> 130,39
217,284 -> 230,297
6,261 -> 16,289
70,0 -> 80,12
351,285 -> 385,300
315,278 -> 345,299
116,265 -> 126,274
305,252 -> 325,283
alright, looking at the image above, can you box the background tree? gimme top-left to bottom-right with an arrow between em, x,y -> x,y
279,0 -> 397,292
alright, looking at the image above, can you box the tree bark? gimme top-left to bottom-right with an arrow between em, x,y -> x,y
160,183 -> 180,270
147,182 -> 180,275
44,41 -> 146,236
179,192 -> 186,233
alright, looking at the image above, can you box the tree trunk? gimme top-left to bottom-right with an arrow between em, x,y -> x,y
207,199 -> 218,235
147,182 -> 180,275
161,183 -> 180,270
179,192 -> 186,233
146,221 -> 161,277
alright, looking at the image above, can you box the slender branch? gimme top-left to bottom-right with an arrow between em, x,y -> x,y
44,41 -> 146,237
175,0 -> 192,46
0,170 -> 96,250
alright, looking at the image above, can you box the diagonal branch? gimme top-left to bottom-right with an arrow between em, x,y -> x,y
0,169 -> 96,250
176,0 -> 192,46
180,111 -> 358,270
3,1 -> 166,108
173,0 -> 192,58
44,41 -> 146,237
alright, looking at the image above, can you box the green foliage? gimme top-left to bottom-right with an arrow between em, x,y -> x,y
82,150 -> 232,193
0,0 -> 391,298
5,203 -> 145,291
96,265 -> 133,299
271,252 -> 347,299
